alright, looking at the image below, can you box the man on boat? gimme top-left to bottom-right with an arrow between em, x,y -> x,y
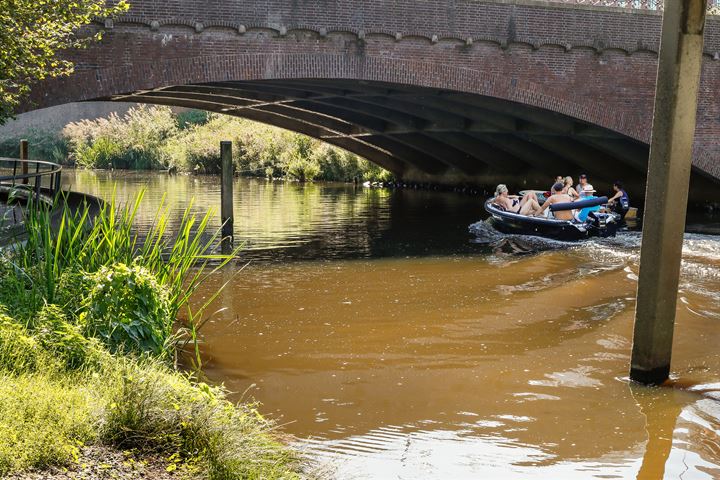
493,184 -> 542,216
536,183 -> 574,220
607,181 -> 631,218
577,174 -> 594,199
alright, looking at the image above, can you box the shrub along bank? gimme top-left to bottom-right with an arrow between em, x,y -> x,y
0,194 -> 305,479
0,105 -> 393,183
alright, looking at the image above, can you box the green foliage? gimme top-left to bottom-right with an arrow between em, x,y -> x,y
176,109 -> 210,129
283,135 -> 320,182
82,263 -> 172,357
0,313 -> 46,373
10,191 -> 233,332
0,194 -> 303,478
33,303 -> 105,370
0,128 -> 69,164
61,106 -> 393,181
73,135 -> 123,169
0,372 -> 97,474
0,317 -> 301,478
63,105 -> 176,170
162,113 -> 238,174
103,358 -> 300,479
362,161 -> 395,182
0,302 -> 104,374
0,0 -> 129,124
285,156 -> 321,182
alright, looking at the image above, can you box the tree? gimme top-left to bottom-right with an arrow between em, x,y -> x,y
0,0 -> 129,124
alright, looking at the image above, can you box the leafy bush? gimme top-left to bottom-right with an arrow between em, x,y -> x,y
11,192 -> 232,333
285,156 -> 321,182
73,135 -> 123,169
82,263 -> 172,357
176,109 -> 210,129
363,161 -> 395,182
34,304 -> 105,370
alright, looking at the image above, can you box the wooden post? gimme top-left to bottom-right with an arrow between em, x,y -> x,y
220,141 -> 234,254
20,139 -> 28,185
629,0 -> 707,385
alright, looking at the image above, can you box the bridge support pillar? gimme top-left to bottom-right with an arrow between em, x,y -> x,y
220,141 -> 234,254
630,0 -> 707,385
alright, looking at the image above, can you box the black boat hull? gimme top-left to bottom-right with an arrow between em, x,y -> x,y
484,199 -> 619,241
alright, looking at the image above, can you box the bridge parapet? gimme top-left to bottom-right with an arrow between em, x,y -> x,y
548,0 -> 719,15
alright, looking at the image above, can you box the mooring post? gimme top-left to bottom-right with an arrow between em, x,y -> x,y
629,0 -> 707,385
220,141 -> 234,254
20,139 -> 28,185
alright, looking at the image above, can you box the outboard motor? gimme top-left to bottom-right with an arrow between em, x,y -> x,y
586,211 -> 619,238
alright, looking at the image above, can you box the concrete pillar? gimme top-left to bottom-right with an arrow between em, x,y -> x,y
629,0 -> 707,385
20,139 -> 28,185
220,141 -> 234,254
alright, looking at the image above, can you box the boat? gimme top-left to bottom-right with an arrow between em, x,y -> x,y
483,195 -> 621,241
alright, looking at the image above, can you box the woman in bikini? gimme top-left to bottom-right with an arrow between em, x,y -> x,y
493,184 -> 542,216
563,176 -> 580,200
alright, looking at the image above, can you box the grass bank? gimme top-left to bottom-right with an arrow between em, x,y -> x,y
0,194 -> 306,479
0,106 -> 392,183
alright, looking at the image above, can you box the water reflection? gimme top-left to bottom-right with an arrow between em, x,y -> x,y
61,170 -> 488,261
63,171 -> 720,479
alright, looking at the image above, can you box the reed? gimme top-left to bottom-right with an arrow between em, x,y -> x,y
4,190 -> 238,361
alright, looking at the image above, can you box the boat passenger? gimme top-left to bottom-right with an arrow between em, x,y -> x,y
563,176 -> 580,200
537,182 -> 574,220
552,176 -> 563,191
576,185 -> 601,222
607,181 -> 630,217
493,184 -> 542,216
577,174 -> 595,199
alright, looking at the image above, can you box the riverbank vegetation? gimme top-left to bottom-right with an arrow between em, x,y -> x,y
0,105 -> 392,183
0,195 -> 304,478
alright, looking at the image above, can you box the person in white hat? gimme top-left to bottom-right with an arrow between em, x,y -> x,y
576,175 -> 601,222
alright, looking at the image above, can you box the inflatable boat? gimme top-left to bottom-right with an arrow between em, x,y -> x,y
484,196 -> 621,241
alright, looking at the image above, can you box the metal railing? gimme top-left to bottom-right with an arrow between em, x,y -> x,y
550,0 -> 720,14
0,158 -> 63,204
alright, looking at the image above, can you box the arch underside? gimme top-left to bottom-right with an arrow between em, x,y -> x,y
106,79 -> 653,188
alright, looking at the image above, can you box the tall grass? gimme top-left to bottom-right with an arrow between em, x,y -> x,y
63,106 -> 176,169
0,329 -> 302,478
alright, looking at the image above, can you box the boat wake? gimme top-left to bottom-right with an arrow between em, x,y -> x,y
468,220 -> 584,253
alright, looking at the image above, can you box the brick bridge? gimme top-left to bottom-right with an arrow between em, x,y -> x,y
27,0 -> 720,203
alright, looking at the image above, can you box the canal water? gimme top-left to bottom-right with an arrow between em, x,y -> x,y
63,170 -> 720,479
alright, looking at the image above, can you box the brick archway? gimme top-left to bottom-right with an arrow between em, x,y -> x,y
23,0 -> 720,199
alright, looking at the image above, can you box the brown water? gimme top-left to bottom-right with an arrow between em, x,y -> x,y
63,170 -> 720,479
